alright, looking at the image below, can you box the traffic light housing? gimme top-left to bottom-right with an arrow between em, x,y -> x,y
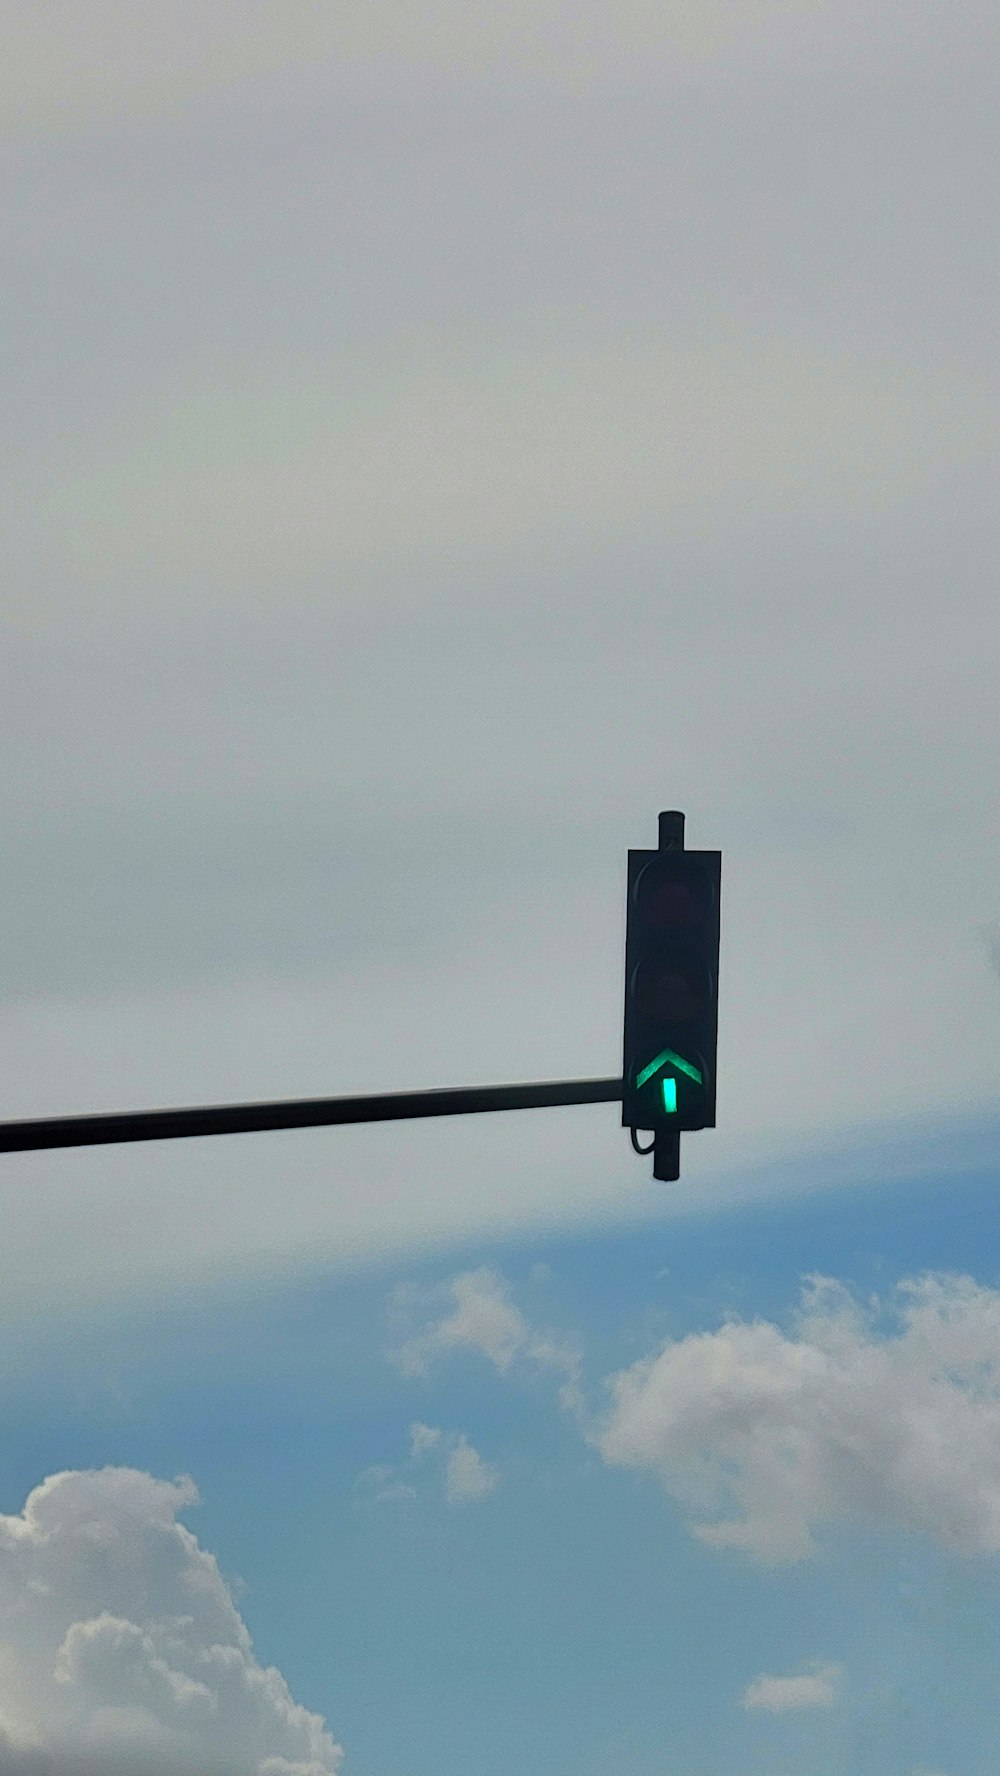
622,838 -> 721,1134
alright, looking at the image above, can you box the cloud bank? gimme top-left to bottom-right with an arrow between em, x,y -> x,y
0,1468 -> 341,1774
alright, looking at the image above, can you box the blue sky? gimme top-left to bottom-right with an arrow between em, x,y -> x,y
3,1119 -> 1000,1774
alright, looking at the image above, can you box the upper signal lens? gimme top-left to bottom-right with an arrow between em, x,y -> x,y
634,859 -> 709,933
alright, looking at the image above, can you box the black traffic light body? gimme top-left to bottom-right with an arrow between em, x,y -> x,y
622,844 -> 721,1134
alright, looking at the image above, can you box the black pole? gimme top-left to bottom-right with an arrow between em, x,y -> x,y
657,809 -> 685,851
0,1076 -> 624,1155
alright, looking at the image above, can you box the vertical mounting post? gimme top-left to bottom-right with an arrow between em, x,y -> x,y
652,810 -> 684,1182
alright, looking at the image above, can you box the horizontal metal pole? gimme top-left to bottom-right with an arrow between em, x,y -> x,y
0,1076 -> 624,1154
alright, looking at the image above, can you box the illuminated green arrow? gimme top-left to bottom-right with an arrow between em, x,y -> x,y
635,1048 -> 703,1091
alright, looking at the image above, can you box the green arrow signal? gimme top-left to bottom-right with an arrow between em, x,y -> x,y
635,1048 -> 703,1091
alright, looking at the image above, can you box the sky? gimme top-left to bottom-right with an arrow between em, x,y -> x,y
1,0 -> 999,1771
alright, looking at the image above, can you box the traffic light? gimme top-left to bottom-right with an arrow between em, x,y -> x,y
622,826 -> 721,1136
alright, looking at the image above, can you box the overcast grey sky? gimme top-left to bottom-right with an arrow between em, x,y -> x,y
2,0 -> 998,1319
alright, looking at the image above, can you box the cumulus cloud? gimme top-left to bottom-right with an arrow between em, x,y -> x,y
741,1661 -> 841,1711
395,1268 -> 578,1395
0,1468 -> 341,1774
358,1424 -> 498,1508
444,1439 -> 499,1506
595,1273 -> 1000,1562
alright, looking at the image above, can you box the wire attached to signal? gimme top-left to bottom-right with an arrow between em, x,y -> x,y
629,1128 -> 656,1156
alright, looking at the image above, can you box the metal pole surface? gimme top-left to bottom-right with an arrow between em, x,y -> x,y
0,1077 -> 624,1154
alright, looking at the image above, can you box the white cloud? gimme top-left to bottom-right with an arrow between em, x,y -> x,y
742,1661 -> 840,1711
358,1424 -> 498,1508
0,0 -> 958,133
44,334 -> 990,596
354,1465 -> 417,1504
0,1468 -> 341,1774
395,1268 -> 578,1390
595,1273 -> 1000,1562
409,1423 -> 443,1459
444,1438 -> 499,1507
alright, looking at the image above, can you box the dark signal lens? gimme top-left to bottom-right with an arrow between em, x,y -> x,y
633,959 -> 706,1021
635,861 -> 707,933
